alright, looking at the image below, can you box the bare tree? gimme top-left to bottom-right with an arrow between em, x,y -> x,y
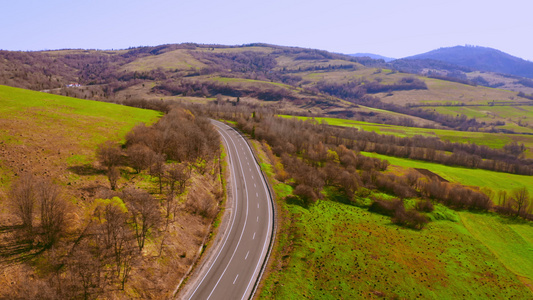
126,144 -> 155,173
123,188 -> 161,251
9,173 -> 36,233
96,140 -> 122,170
91,197 -> 136,289
150,152 -> 166,194
165,163 -> 190,195
107,166 -> 120,190
36,179 -> 67,246
511,187 -> 530,217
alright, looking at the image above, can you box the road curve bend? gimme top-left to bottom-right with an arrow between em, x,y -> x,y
179,120 -> 274,300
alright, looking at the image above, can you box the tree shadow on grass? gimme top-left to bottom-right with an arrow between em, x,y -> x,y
0,225 -> 47,265
286,195 -> 307,208
68,164 -> 104,176
496,214 -> 533,227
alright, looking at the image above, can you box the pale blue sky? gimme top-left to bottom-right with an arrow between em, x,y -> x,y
2,0 -> 532,60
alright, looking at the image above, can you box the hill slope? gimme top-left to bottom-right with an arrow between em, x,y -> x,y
348,53 -> 395,62
406,45 -> 533,79
0,85 -> 222,299
1,43 -> 533,134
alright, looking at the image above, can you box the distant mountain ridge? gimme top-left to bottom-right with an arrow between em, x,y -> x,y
349,53 -> 395,62
404,45 -> 533,79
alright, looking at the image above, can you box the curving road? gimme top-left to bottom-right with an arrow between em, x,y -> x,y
181,120 -> 274,300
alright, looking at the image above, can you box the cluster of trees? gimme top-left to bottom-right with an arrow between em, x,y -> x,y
192,51 -> 277,74
330,129 -> 533,175
125,108 -> 220,164
1,105 -> 223,298
201,104 -> 525,230
494,187 -> 533,220
6,174 -> 69,250
369,198 -> 430,230
153,77 -> 299,102
315,76 -> 427,99
3,173 -> 158,297
517,91 -> 533,100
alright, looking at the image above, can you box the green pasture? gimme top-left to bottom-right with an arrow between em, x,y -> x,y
260,199 -> 532,299
460,212 -> 533,288
361,152 -> 533,196
0,85 -> 161,145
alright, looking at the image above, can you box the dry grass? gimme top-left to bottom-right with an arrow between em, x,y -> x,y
120,49 -> 208,72
376,77 -> 524,106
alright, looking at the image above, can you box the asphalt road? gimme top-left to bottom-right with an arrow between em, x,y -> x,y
183,120 -> 274,300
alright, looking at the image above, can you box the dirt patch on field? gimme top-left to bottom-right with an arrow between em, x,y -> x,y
414,168 -> 449,182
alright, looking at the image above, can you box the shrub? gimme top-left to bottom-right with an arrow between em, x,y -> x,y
293,184 -> 318,207
368,198 -> 404,217
393,209 -> 429,230
416,199 -> 434,212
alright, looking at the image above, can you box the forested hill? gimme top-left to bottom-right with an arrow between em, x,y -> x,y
1,43 -> 533,133
404,45 -> 533,79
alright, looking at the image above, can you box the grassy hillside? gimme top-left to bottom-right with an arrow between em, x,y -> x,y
0,85 -> 161,189
261,199 -> 533,299
0,85 -> 222,299
361,152 -> 533,197
250,140 -> 533,299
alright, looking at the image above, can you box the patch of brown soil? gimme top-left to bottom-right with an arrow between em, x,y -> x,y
414,168 -> 449,182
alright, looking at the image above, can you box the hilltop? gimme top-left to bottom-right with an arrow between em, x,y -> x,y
348,53 -> 395,62
405,45 -> 533,78
2,43 -> 533,134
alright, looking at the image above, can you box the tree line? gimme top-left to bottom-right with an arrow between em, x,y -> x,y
199,103 -> 532,229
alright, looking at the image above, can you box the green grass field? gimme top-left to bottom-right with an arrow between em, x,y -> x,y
460,212 -> 533,289
253,138 -> 533,299
0,85 -> 161,143
260,199 -> 533,299
361,152 -> 533,197
0,85 -> 161,187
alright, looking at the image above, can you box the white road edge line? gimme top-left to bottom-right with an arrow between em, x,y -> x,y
208,121 -> 273,300
240,128 -> 273,300
205,122 -> 251,300
188,124 -> 240,300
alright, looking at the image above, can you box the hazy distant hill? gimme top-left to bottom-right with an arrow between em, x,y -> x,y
349,53 -> 395,62
405,45 -> 533,79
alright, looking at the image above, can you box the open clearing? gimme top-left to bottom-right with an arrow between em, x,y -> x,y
362,152 -> 533,196
260,199 -> 533,299
0,84 -> 161,188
